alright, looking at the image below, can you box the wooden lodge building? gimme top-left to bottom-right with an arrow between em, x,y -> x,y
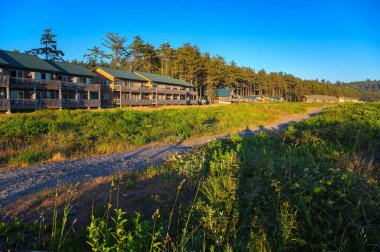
0,50 -> 198,113
93,67 -> 198,107
215,88 -> 236,104
0,50 -> 101,113
302,95 -> 360,103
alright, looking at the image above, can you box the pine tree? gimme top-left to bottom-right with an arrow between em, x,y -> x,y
102,32 -> 129,68
25,28 -> 65,61
83,46 -> 105,68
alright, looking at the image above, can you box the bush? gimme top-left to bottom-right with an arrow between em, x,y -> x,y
10,150 -> 49,166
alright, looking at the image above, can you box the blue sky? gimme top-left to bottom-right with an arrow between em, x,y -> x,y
1,0 -> 379,82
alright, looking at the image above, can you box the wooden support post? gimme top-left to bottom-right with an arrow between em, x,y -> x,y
34,87 -> 37,111
58,88 -> 62,110
6,85 -> 11,113
120,89 -> 122,108
98,90 -> 101,109
87,90 -> 90,109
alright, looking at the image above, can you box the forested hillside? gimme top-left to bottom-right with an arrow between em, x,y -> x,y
341,80 -> 380,101
71,33 -> 360,101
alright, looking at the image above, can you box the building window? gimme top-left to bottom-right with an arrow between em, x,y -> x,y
0,68 -> 3,75
72,77 -> 80,83
11,91 -> 24,99
105,80 -> 110,87
17,70 -> 23,78
10,70 -> 24,78
90,92 -> 99,99
33,72 -> 41,79
103,93 -> 110,100
131,94 -> 140,100
85,78 -> 91,84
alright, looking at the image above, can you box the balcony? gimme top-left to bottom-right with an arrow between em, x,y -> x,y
8,77 -> 101,92
62,99 -> 101,108
114,85 -> 154,93
115,99 -> 154,106
156,99 -> 187,105
114,98 -> 196,106
0,99 -> 10,110
62,82 -> 101,92
114,85 -> 197,96
8,99 -> 101,110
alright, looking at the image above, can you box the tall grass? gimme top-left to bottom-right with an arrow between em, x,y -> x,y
0,103 -> 318,168
4,103 -> 378,251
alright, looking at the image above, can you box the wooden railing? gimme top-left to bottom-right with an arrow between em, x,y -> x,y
9,77 -> 62,89
0,99 -> 10,109
8,77 -> 101,91
8,99 -> 101,109
62,83 -> 101,92
114,98 -> 197,106
114,85 -> 197,96
10,99 -> 40,109
40,99 -> 63,108
83,99 -> 101,107
115,99 -> 154,106
156,99 -> 187,105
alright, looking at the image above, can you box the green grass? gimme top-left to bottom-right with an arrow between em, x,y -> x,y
1,103 -> 379,251
0,103 -> 320,168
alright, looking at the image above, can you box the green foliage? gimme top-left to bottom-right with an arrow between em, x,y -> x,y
10,150 -> 49,165
81,33 -> 362,100
87,209 -> 155,252
0,103 -> 315,167
4,104 -> 379,251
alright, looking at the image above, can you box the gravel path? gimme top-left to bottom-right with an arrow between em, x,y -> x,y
0,108 -> 323,206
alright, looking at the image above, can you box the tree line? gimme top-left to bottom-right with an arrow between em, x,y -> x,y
340,80 -> 380,102
26,29 -> 363,101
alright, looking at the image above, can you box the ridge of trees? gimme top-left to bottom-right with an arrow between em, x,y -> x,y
27,29 -> 371,101
78,32 -> 361,101
340,80 -> 380,102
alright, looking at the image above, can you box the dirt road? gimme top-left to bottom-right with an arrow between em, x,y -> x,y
0,107 -> 323,206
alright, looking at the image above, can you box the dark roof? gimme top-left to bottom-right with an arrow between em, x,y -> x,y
0,56 -> 8,65
95,66 -> 147,82
134,71 -> 194,88
0,50 -> 58,72
46,60 -> 96,77
303,95 -> 338,100
216,88 -> 234,97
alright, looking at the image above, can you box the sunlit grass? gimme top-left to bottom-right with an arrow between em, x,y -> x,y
0,103 -> 321,168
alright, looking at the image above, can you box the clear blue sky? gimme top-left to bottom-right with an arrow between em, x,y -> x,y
1,0 -> 379,82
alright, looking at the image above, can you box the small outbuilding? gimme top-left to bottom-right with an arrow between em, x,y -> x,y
216,88 -> 236,104
301,95 -> 338,103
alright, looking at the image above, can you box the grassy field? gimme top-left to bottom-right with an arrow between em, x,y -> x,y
0,103 -> 321,168
1,103 -> 379,251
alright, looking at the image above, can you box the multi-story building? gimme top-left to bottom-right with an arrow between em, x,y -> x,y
93,66 -> 198,107
0,50 -> 101,113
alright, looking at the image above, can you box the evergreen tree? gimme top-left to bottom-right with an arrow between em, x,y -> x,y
83,46 -> 105,68
157,43 -> 174,76
25,28 -> 65,61
102,32 -> 129,68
